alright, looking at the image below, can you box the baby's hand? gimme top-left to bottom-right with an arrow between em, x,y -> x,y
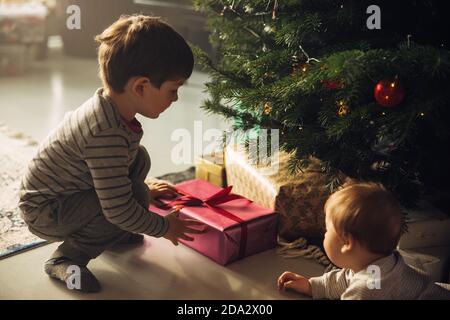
277,271 -> 312,296
163,207 -> 206,246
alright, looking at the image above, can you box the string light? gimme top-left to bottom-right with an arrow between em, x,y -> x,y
263,102 -> 272,115
337,100 -> 349,116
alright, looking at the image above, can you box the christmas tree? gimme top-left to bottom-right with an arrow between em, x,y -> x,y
192,0 -> 450,210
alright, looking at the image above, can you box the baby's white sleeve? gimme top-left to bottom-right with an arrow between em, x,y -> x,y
309,268 -> 352,299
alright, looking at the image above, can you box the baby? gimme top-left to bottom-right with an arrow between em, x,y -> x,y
278,182 -> 450,299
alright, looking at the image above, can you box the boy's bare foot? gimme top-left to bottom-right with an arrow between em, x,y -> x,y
44,257 -> 101,293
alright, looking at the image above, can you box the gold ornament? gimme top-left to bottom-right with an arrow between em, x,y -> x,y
264,24 -> 275,34
263,102 -> 273,115
337,100 -> 349,116
244,5 -> 254,13
291,63 -> 308,76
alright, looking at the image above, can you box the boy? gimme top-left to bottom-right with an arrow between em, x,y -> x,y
278,182 -> 450,299
18,15 -> 203,293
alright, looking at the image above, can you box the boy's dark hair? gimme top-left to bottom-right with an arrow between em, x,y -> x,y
95,15 -> 194,93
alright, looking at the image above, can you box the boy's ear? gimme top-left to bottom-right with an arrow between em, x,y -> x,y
340,233 -> 354,254
130,77 -> 151,98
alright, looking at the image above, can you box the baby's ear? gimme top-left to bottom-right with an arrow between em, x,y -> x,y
340,233 -> 355,254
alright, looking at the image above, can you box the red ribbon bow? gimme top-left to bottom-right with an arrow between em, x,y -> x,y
160,186 -> 252,260
169,186 -> 248,207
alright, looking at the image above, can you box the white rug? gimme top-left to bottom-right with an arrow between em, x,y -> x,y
0,124 -> 46,259
0,124 -> 198,259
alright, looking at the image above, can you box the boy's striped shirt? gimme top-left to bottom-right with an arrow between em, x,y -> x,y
19,88 -> 168,237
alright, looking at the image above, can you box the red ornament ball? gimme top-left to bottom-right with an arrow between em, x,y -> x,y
374,79 -> 405,107
322,79 -> 344,89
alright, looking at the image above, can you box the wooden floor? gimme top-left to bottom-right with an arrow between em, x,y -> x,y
0,236 -> 324,300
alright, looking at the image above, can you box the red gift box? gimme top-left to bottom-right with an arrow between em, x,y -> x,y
149,179 -> 278,265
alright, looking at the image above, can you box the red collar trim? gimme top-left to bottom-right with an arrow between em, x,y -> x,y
121,116 -> 142,133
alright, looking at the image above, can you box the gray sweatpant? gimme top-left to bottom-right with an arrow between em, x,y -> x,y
21,146 -> 151,266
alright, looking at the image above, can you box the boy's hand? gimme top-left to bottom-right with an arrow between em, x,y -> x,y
163,207 -> 206,246
277,271 -> 312,296
148,181 -> 178,200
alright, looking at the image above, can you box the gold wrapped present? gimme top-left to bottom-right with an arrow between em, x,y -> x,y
225,144 -> 346,240
195,153 -> 227,188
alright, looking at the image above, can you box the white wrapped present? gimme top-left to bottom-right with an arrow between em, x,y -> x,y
399,246 -> 450,283
398,201 -> 450,250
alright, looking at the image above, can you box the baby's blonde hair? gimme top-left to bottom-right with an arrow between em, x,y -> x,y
324,182 -> 402,255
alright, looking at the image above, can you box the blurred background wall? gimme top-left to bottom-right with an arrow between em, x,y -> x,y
0,0 -> 226,176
